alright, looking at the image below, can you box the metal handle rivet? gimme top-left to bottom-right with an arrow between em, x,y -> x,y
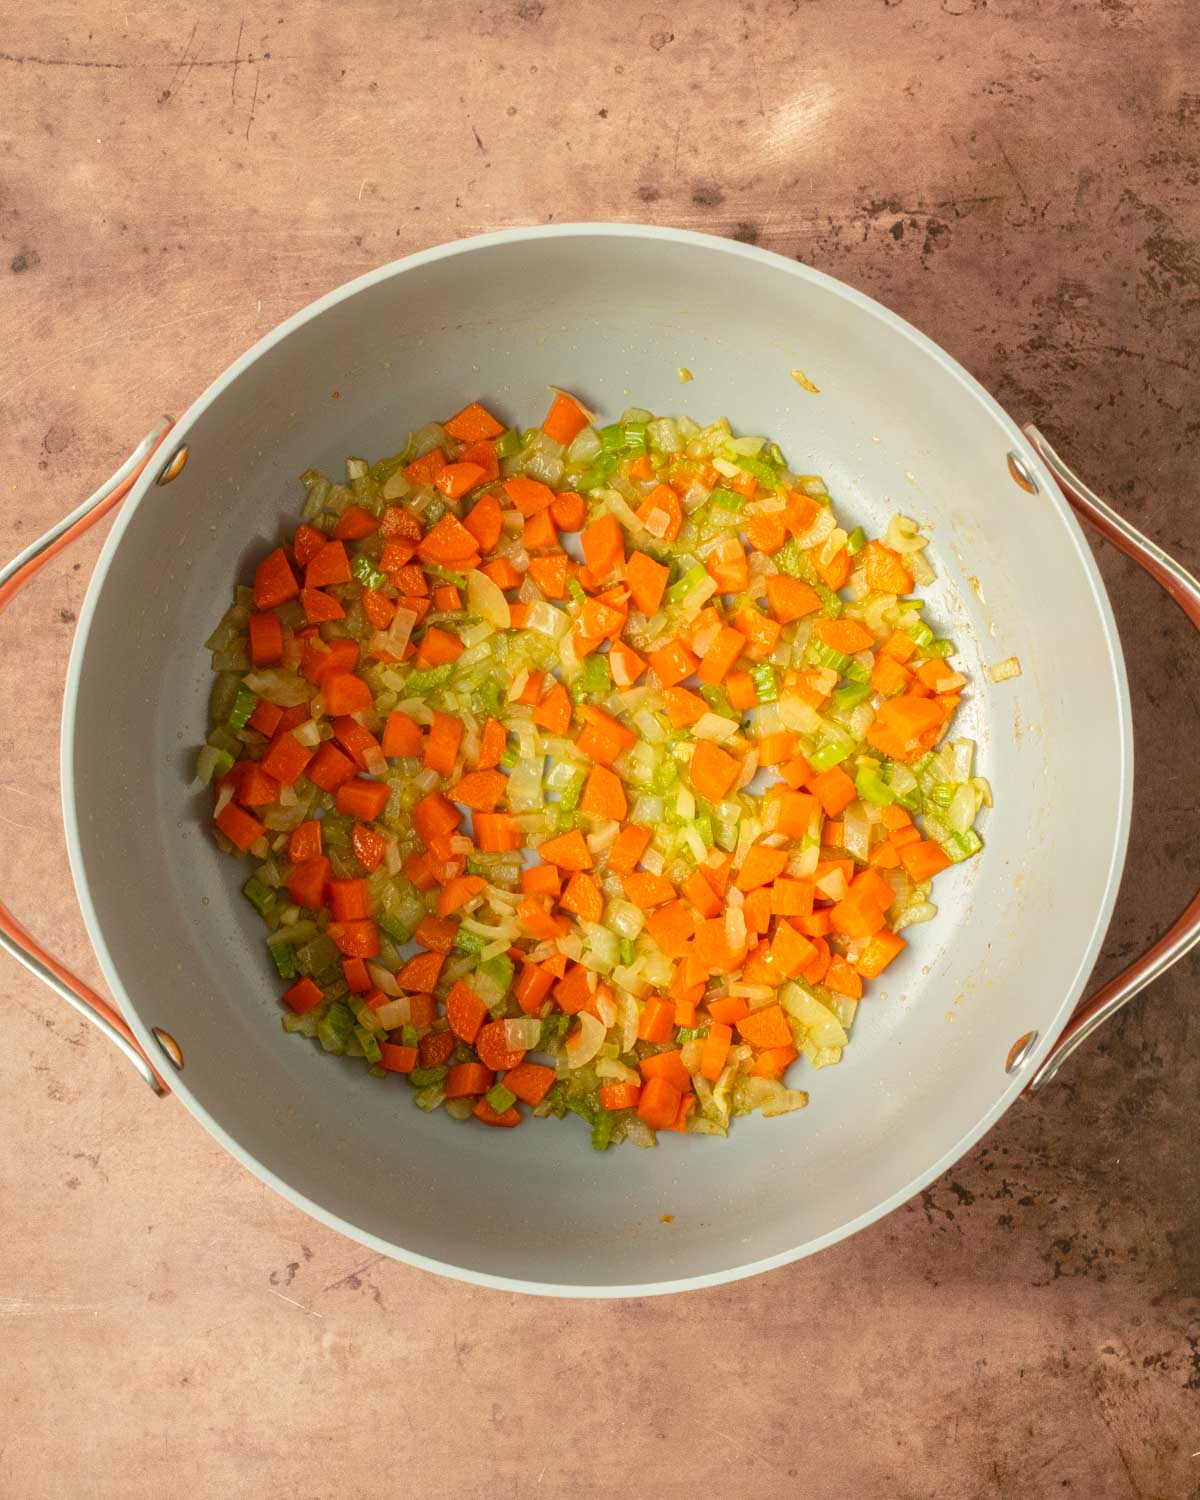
1005,1030 -> 1038,1073
1007,452 -> 1039,494
152,1027 -> 184,1070
156,444 -> 189,486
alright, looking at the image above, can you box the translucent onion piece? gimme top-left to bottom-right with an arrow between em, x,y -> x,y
988,656 -> 1022,683
565,1011 -> 606,1069
467,569 -> 511,630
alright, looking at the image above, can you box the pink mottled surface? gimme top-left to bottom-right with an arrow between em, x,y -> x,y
1,2 -> 1198,1495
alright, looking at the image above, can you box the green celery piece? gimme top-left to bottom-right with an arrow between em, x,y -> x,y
494,427 -> 521,460
580,654 -> 612,696
499,744 -> 520,771
698,683 -> 737,720
268,940 -> 298,980
846,526 -> 867,555
354,1025 -> 382,1065
926,638 -> 956,659
767,442 -> 787,468
559,768 -> 587,812
599,423 -> 626,452
694,812 -> 715,848
486,1082 -> 517,1114
540,1014 -> 571,1049
227,687 -> 257,730
622,421 -> 649,452
618,937 -> 636,966
425,564 -> 467,587
575,454 -> 617,491
833,681 -> 873,711
591,1111 -> 615,1151
906,618 -> 935,648
408,1065 -> 449,1088
295,933 -> 339,977
710,487 -> 745,513
809,640 -> 852,674
401,1025 -> 420,1047
477,677 -> 504,715
425,498 -> 446,525
556,808 -> 579,831
379,912 -> 415,944
941,828 -> 983,863
351,555 -> 387,590
477,954 -> 515,998
405,663 -> 454,696
810,741 -> 851,772
929,783 -> 957,808
667,564 -> 707,605
676,1026 -> 709,1042
751,664 -> 778,703
855,765 -> 895,806
242,876 -> 276,918
813,582 -> 844,619
466,854 -> 494,876
774,538 -> 811,580
317,1002 -> 355,1054
454,928 -> 487,955
566,577 -> 587,605
651,757 -> 679,794
320,814 -> 353,848
196,744 -> 234,785
844,660 -> 871,684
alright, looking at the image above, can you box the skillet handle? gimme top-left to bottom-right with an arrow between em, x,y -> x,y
1022,425 -> 1200,1090
0,420 -> 177,1095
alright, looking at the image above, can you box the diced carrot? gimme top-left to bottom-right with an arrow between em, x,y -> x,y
770,921 -> 818,979
736,1004 -> 793,1050
435,875 -> 484,918
575,705 -> 636,766
689,740 -> 740,801
443,981 -> 487,1045
560,871 -> 604,925
284,819 -> 321,865
623,871 -> 675,908
769,878 -> 814,917
900,839 -> 952,883
664,686 -> 708,728
330,504 -> 378,542
727,468 -> 758,500
707,995 -> 750,1026
745,508 -> 788,554
542,390 -> 591,446
697,625 -> 747,685
424,711 -> 464,777
381,711 -> 423,759
473,812 -> 522,851
645,901 -> 697,959
706,537 -> 749,594
870,654 -> 912,697
809,765 -> 857,817
414,626 -> 464,668
394,951 -> 443,994
693,916 -> 747,975
812,617 -> 875,655
349,822 -> 386,874
459,438 -> 500,484
260,731 -> 314,788
444,400 -> 505,443
581,513 -> 624,577
325,877 -> 369,922
700,1022 -> 733,1081
637,995 -> 675,1043
681,868 -> 721,919
765,574 -> 821,624
333,716 -> 382,771
335,778 -> 390,821
500,1060 -> 554,1107
855,929 -> 906,978
248,612 -> 284,667
638,1049 -> 691,1094
292,523 -> 327,566
321,670 -> 373,716
444,1062 -> 495,1099
449,768 -> 508,812
879,628 -> 918,663
523,508 -> 558,552
411,790 -> 461,846
830,889 -> 888,939
608,639 -> 646,688
304,540 -> 352,589
824,956 -> 863,999
636,484 -> 683,542
247,698 -> 283,738
380,537 -> 418,575
636,1076 -> 681,1131
411,915 -> 455,955
625,551 -> 669,616
537,828 -> 593,871
464,491 -> 503,552
731,607 -> 781,660
513,669 -> 545,706
725,670 -> 757,710
282,977 -> 324,1016
377,1043 -> 417,1075
579,764 -> 627,821
404,448 -> 447,486
815,535 -> 850,591
215,801 -> 265,853
432,585 -> 461,613
647,637 -> 698,689
607,823 -> 651,875
305,740 -> 356,792
528,553 -> 569,598
751,1044 -> 799,1078
327,919 -> 379,958
380,506 -> 422,541
515,961 -> 555,1015
735,844 -> 789,893
253,548 -> 299,609
599,1082 -> 642,1111
794,909 -> 832,938
553,963 -> 595,1015
864,539 -> 914,595
550,491 -> 586,531
503,474 -> 556,516
757,731 -> 796,767
418,513 -> 478,565
477,718 -> 507,770
866,695 -> 945,762
531,680 -> 571,736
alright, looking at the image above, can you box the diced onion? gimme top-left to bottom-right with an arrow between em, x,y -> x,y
504,1018 -> 543,1051
565,1012 -> 606,1068
373,996 -> 410,1028
988,656 -> 1022,683
367,961 -> 400,996
691,712 -> 739,742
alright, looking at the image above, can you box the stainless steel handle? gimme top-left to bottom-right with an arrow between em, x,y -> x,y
0,420 -> 176,1095
1023,425 -> 1200,1090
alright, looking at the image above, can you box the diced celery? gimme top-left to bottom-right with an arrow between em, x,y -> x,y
668,564 -> 707,605
774,538 -> 811,580
676,1026 -> 709,1042
591,1112 -> 615,1151
599,424 -> 626,452
227,687 -> 257,730
622,421 -> 649,453
651,757 -> 679,794
846,526 -> 867,555
926,638 -> 956,659
268,940 -> 298,979
486,1082 -> 517,1113
929,783 -> 956,808
404,664 -> 454,696
579,654 -> 612,696
619,937 -> 636,966
906,618 -> 934,648
320,813 -> 353,848
809,641 -> 852,674
566,576 -> 587,605
351,555 -> 387,590
413,1083 -> 445,1112
813,583 -> 844,618
941,828 -> 983,863
751,664 -> 778,703
699,683 -> 737,719
559,768 -> 586,811
242,876 -> 276,917
477,954 -> 515,1000
477,677 -> 504,715
500,744 -> 520,771
425,564 -> 467,587
855,765 -> 895,805
710,488 -> 745,513
494,427 -> 522,459
401,1025 -> 420,1047
556,808 -> 578,831
354,1025 -> 382,1065
810,741 -> 851,771
844,660 -> 871,684
575,454 -> 618,491
196,744 -> 234,785
317,1002 -> 355,1054
454,928 -> 486,955
377,912 -> 413,944
409,1065 -> 449,1088
296,934 -> 339,977
833,681 -> 873,711
694,812 -> 715,848
425,498 -> 446,524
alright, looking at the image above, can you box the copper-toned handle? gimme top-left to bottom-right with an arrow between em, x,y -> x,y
1022,425 -> 1200,1090
0,420 -> 177,1095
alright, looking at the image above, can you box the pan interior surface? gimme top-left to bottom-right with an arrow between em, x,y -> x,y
65,228 -> 1129,1293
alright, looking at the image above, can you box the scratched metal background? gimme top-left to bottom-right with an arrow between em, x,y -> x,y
0,2 -> 1197,1496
